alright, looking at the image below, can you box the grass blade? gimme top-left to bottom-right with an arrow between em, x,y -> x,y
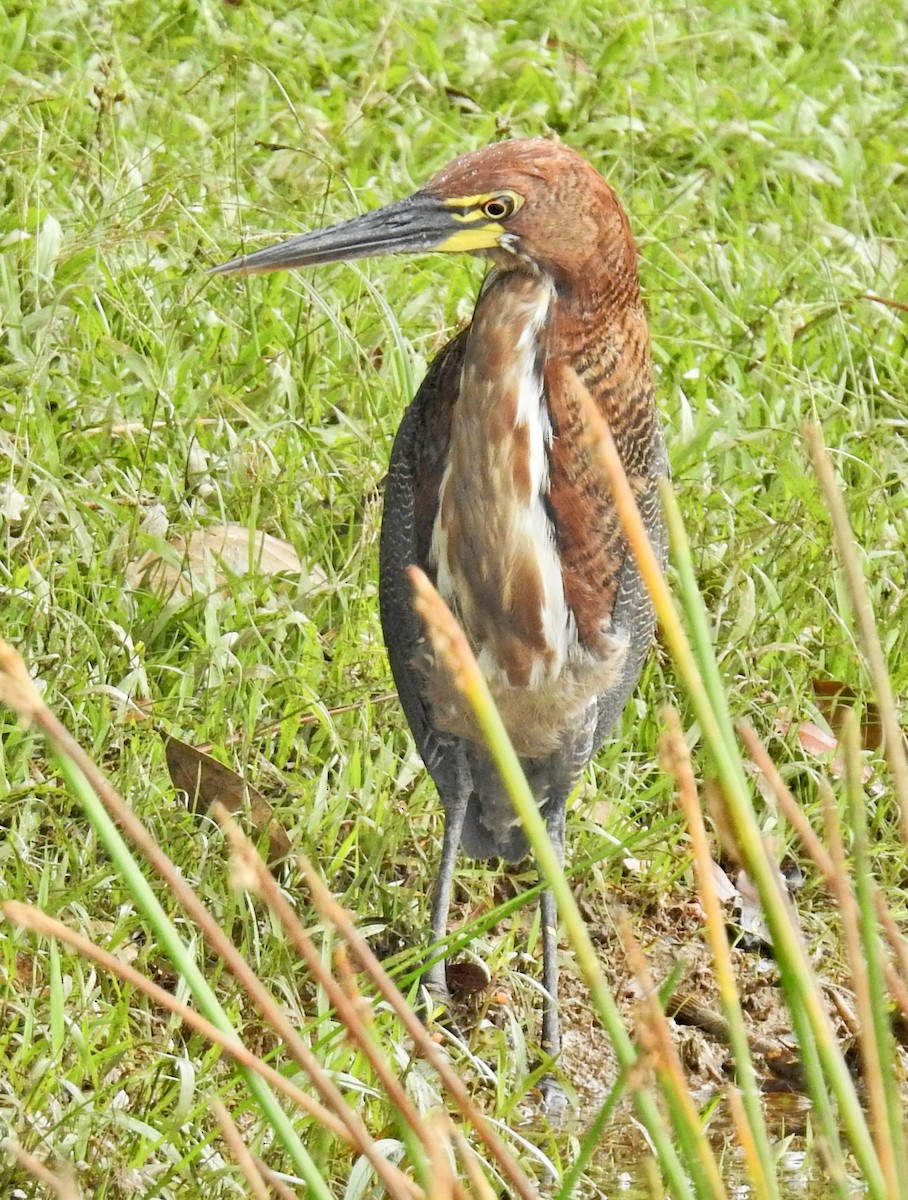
839,714 -> 908,1195
804,423 -> 908,843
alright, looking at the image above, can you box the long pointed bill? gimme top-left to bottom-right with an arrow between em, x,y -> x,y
209,191 -> 500,276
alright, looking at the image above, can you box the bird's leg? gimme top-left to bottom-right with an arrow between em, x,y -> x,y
538,800 -> 568,1115
424,790 -> 469,1003
539,884 -> 561,1060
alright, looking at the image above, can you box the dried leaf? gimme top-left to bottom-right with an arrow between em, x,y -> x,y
667,993 -> 731,1042
443,86 -> 482,113
812,679 -> 883,751
777,713 -> 874,782
733,862 -> 801,953
735,868 -> 771,950
129,523 -> 321,602
795,719 -> 838,757
445,960 -> 491,996
164,734 -> 290,864
762,1043 -> 806,1092
709,858 -> 738,903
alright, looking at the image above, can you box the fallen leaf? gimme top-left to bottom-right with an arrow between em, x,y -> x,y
129,523 -> 322,602
762,1043 -> 806,1092
124,697 -> 154,724
812,679 -> 883,751
445,960 -> 491,996
795,719 -> 838,757
163,734 -> 290,864
777,714 -> 873,782
735,868 -> 772,950
780,858 -> 804,891
732,863 -> 802,954
709,858 -> 738,903
443,86 -> 482,113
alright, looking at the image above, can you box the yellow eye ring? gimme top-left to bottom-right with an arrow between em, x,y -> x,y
481,195 -> 516,221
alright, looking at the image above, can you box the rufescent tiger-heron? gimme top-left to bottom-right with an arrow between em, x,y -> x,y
212,137 -> 667,1095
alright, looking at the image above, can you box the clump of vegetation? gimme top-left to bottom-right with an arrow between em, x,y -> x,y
2,1 -> 906,1196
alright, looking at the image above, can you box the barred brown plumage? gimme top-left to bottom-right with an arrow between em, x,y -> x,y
211,138 -> 667,1108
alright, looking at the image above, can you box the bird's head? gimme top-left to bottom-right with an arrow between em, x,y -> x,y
210,138 -> 637,290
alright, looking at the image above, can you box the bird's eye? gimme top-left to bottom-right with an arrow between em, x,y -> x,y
481,195 -> 516,221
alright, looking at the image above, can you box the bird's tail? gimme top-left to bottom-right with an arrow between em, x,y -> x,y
460,787 -> 530,863
458,746 -> 572,864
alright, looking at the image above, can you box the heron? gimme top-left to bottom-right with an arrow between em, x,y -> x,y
211,137 -> 667,1095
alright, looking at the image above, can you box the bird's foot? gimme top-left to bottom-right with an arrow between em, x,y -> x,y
419,967 -> 467,1044
422,969 -> 451,1008
421,962 -> 452,1009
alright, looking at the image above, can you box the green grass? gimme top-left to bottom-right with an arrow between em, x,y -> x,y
2,0 -> 907,1195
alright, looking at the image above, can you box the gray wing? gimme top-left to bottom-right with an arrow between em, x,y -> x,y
593,425 -> 669,748
378,331 -> 472,806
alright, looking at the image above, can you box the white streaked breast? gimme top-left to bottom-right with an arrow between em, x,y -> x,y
429,276 -> 581,690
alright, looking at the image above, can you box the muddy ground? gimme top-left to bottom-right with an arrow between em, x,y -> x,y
442,872 -> 884,1116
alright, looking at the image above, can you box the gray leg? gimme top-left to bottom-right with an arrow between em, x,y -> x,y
424,790 -> 469,999
540,803 -> 566,1059
539,797 -> 568,1115
540,884 -> 561,1059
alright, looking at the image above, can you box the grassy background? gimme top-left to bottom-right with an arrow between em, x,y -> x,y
2,0 -> 907,1194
